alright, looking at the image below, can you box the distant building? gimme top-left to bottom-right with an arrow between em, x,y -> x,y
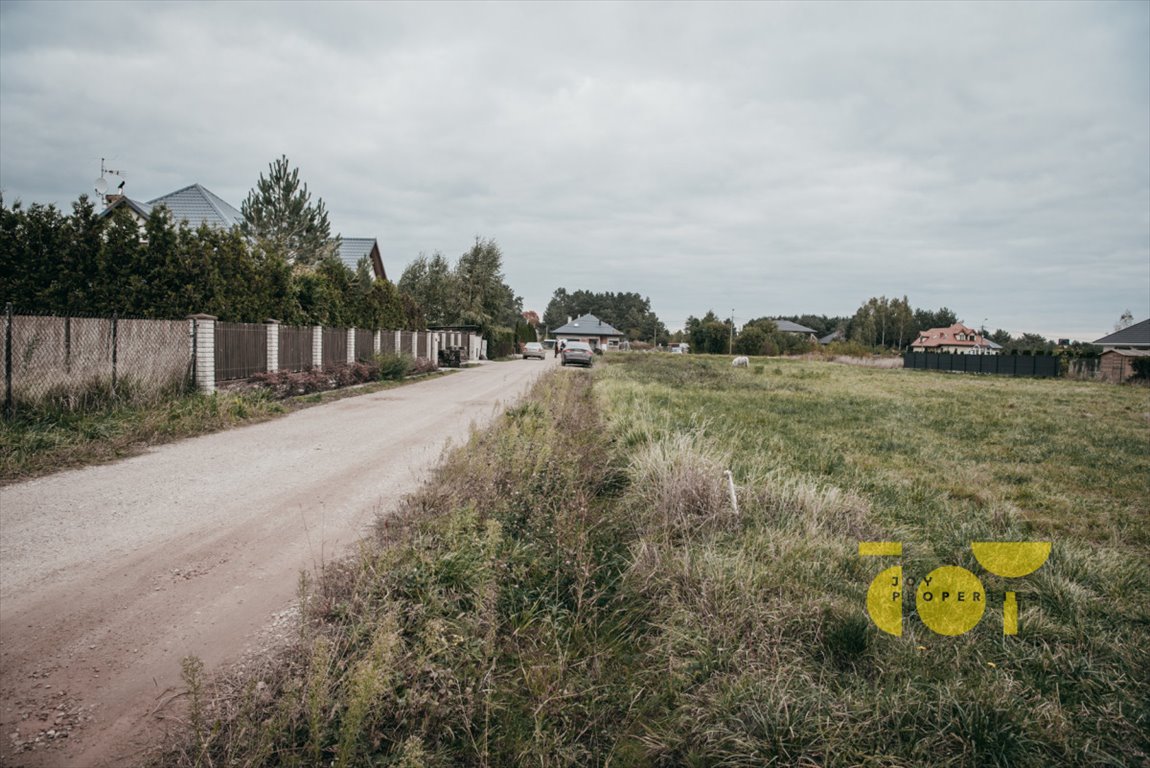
99,183 -> 243,230
336,238 -> 387,281
1093,319 -> 1150,382
818,329 -> 846,345
910,323 -> 997,354
551,314 -> 624,350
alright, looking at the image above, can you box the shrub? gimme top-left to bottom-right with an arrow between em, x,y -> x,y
247,363 -> 380,399
375,353 -> 414,380
410,356 -> 438,375
1132,356 -> 1150,381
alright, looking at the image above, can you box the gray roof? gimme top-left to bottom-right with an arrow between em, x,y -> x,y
338,238 -> 377,269
775,319 -> 818,334
1093,319 -> 1150,347
551,313 -> 624,337
147,184 -> 244,230
818,329 -> 845,344
96,196 -> 153,220
337,237 -> 386,280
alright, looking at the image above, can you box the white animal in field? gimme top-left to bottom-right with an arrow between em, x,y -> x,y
732,356 -> 749,368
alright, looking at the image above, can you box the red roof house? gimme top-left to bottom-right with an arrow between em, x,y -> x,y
910,323 -> 997,355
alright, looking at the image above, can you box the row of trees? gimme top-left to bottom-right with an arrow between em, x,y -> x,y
542,289 -> 669,344
397,239 -> 524,337
0,196 -> 420,329
0,156 -> 423,329
682,312 -> 817,356
681,296 -> 1087,357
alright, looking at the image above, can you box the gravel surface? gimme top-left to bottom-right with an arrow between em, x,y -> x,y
0,357 -> 556,767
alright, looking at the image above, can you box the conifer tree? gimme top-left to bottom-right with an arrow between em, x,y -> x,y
240,155 -> 339,268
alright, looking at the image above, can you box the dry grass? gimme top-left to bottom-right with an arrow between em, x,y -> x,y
154,354 -> 1149,766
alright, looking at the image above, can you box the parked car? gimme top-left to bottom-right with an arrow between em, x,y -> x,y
522,342 -> 545,360
561,341 -> 594,367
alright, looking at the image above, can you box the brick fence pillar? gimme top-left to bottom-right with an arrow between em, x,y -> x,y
312,326 -> 323,369
347,327 -> 356,365
394,330 -> 401,355
411,331 -> 419,358
188,314 -> 217,394
266,319 -> 279,373
373,330 -> 381,356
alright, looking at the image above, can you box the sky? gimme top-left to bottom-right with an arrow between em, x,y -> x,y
1,1 -> 1147,340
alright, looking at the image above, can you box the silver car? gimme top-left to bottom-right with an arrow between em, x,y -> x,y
560,341 -> 594,367
522,342 -> 545,360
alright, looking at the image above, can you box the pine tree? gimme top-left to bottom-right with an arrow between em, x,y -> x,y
240,155 -> 339,268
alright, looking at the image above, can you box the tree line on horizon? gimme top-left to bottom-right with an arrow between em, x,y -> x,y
682,296 -> 1093,357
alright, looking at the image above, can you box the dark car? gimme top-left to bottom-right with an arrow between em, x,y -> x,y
560,341 -> 594,367
522,342 -> 546,360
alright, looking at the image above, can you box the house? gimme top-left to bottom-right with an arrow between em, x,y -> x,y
1093,319 -> 1150,382
337,237 -> 387,281
550,314 -> 624,350
819,329 -> 846,345
774,320 -> 819,341
99,183 -> 243,230
910,323 -> 997,354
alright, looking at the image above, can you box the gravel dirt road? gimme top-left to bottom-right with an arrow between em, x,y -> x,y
0,357 -> 556,767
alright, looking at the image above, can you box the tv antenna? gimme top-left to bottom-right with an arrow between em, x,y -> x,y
93,158 -> 125,197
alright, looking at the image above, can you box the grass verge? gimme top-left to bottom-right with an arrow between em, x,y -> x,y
154,356 -> 1149,766
0,373 -> 448,486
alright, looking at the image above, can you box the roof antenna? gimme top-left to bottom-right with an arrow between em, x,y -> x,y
94,158 -> 125,202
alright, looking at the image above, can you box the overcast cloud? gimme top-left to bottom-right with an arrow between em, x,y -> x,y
1,1 -> 1147,339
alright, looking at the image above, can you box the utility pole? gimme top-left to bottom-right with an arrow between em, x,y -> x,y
730,309 -> 735,355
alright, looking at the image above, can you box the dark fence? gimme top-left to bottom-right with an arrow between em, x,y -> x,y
321,328 -> 347,368
215,322 -> 268,382
903,351 -> 1060,377
355,329 -> 375,362
1068,357 -> 1100,378
380,330 -> 398,355
399,331 -> 414,358
3,307 -> 191,417
279,325 -> 312,372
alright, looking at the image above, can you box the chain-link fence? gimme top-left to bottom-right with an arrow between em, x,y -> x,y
3,306 -> 193,417
2,306 -> 443,417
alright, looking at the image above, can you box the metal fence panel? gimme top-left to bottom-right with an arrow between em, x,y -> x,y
214,322 -> 268,382
355,329 -> 375,362
903,351 -> 1060,378
279,325 -> 312,372
322,327 -> 348,368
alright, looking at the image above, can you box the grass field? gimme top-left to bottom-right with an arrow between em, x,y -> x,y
160,354 -> 1149,767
